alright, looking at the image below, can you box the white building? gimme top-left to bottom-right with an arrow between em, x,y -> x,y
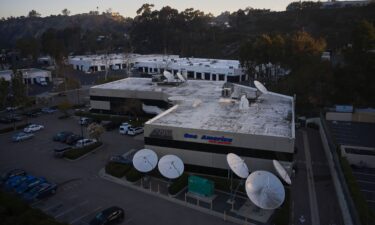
90,77 -> 295,174
0,68 -> 52,84
68,54 -> 247,82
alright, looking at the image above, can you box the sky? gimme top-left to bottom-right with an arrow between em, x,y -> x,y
0,0 -> 322,18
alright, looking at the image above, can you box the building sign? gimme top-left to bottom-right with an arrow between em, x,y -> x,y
150,128 -> 173,140
184,133 -> 233,145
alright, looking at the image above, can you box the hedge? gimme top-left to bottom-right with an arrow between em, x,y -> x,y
0,123 -> 30,134
74,111 -> 149,127
63,142 -> 102,160
168,173 -> 188,195
0,190 -> 67,225
105,162 -> 131,178
125,168 -> 143,182
340,157 -> 375,225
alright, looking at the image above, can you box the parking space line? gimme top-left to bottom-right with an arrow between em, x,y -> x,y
54,200 -> 89,218
30,200 -> 44,207
357,180 -> 375,184
43,203 -> 64,211
70,206 -> 102,224
361,189 -> 375,193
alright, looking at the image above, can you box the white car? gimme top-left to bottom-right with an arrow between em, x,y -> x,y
119,122 -> 131,134
75,139 -> 97,148
24,124 -> 44,133
127,127 -> 144,136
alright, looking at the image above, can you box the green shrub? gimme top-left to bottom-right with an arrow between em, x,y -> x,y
125,168 -> 143,182
168,173 -> 188,195
63,142 -> 102,160
105,162 -> 131,178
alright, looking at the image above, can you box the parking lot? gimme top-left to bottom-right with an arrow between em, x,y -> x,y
352,167 -> 375,211
0,112 -> 235,225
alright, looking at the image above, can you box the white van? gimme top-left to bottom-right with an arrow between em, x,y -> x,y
119,123 -> 131,134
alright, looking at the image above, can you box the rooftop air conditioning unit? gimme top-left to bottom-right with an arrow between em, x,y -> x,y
222,88 -> 232,98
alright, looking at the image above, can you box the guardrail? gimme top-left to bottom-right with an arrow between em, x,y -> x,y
319,112 -> 362,225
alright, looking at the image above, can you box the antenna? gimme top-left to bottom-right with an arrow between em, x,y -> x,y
158,155 -> 184,179
245,170 -> 285,210
132,149 -> 158,173
254,80 -> 268,95
272,160 -> 292,185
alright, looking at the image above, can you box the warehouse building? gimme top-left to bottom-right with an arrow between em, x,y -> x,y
68,54 -> 246,82
90,77 -> 295,174
0,68 -> 52,84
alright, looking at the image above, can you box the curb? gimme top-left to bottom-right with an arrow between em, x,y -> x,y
64,143 -> 105,162
98,169 -> 256,225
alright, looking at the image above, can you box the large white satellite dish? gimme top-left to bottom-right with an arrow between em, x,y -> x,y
176,72 -> 186,82
163,71 -> 175,82
245,170 -> 285,210
158,155 -> 184,179
273,160 -> 292,185
254,81 -> 268,95
226,153 -> 249,179
132,149 -> 158,173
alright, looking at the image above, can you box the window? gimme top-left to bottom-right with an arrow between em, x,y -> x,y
196,72 -> 202,79
187,71 -> 194,78
212,74 -> 217,80
204,73 -> 210,80
219,74 -> 225,81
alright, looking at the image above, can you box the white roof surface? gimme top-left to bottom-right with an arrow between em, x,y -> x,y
91,78 -> 294,138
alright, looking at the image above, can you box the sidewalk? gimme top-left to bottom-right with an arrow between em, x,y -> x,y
99,169 -> 276,225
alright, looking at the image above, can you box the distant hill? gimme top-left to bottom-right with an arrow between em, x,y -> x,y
0,13 -> 131,48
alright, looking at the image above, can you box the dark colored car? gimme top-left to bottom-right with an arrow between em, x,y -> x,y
90,206 -> 124,225
53,131 -> 74,142
24,110 -> 41,118
109,155 -> 132,165
1,169 -> 26,183
22,182 -> 57,202
54,146 -> 72,158
4,175 -> 31,191
65,134 -> 83,145
16,177 -> 46,194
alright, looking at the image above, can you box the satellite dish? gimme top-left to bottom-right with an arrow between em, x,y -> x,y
272,160 -> 291,185
226,153 -> 249,179
158,155 -> 184,179
163,71 -> 175,82
176,72 -> 186,82
239,95 -> 249,110
254,81 -> 268,95
245,170 -> 285,210
132,149 -> 158,173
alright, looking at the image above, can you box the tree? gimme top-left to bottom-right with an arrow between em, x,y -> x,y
28,10 -> 41,18
16,37 -> 40,60
0,78 -> 10,109
87,123 -> 105,141
11,70 -> 27,106
58,100 -> 72,117
62,9 -> 70,16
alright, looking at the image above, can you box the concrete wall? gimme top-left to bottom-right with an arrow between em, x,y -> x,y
326,111 -> 375,123
341,145 -> 375,169
326,112 -> 352,121
90,100 -> 110,110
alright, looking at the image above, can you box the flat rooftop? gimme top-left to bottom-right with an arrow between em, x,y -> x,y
91,78 -> 294,138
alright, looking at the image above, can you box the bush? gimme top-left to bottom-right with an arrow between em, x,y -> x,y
0,190 -> 67,225
168,173 -> 188,195
63,142 -> 102,160
0,123 -> 30,134
105,162 -> 131,178
125,168 -> 143,182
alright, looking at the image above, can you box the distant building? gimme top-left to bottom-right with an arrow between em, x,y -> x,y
0,68 -> 52,84
68,54 -> 247,82
321,0 -> 370,9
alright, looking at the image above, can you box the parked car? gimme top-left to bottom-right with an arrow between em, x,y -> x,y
79,117 -> 93,126
0,169 -> 26,184
119,123 -> 131,134
65,134 -> 83,145
41,107 -> 57,114
54,146 -> 72,158
24,124 -> 44,133
89,206 -> 124,225
109,155 -> 132,165
53,131 -> 74,142
75,139 -> 97,148
9,114 -> 23,122
4,175 -> 31,191
127,127 -> 144,136
12,132 -> 34,142
22,182 -> 57,202
24,111 -> 40,118
16,177 -> 46,194
0,117 -> 12,124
